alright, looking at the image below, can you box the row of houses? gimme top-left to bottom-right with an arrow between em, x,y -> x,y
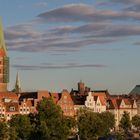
0,20 -> 139,127
0,82 -> 139,128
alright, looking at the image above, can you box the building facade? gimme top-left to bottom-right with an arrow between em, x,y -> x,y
107,97 -> 137,127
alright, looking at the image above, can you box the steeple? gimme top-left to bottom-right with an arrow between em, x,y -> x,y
0,18 -> 7,56
0,18 -> 9,92
14,72 -> 21,93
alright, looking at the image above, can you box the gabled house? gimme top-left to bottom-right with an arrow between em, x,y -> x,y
57,89 -> 75,117
19,99 -> 35,115
85,91 -> 106,113
107,97 -> 137,127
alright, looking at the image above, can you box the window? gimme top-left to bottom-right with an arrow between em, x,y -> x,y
9,106 -> 15,111
64,96 -> 67,99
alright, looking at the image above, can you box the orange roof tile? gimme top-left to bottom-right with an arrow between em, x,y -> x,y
98,96 -> 106,106
0,92 -> 18,100
123,99 -> 131,105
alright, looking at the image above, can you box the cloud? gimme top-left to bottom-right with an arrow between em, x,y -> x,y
98,0 -> 140,12
4,3 -> 140,53
133,42 -> 140,46
12,63 -> 107,70
101,0 -> 140,4
34,2 -> 47,8
124,5 -> 140,12
37,3 -> 140,23
5,21 -> 140,53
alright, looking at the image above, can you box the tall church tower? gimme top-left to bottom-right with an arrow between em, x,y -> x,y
0,19 -> 9,92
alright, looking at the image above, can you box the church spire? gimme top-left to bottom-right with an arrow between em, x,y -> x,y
0,18 -> 9,92
14,72 -> 21,93
0,18 -> 7,56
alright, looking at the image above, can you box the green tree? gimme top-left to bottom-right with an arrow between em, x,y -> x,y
8,127 -> 18,140
119,111 -> 131,133
114,131 -> 124,140
78,110 -> 104,140
63,116 -> 76,136
63,116 -> 76,129
132,115 -> 140,130
9,114 -> 32,140
32,97 -> 71,140
0,121 -> 9,140
99,112 -> 115,135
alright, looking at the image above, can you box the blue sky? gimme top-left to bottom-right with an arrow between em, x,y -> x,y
0,0 -> 140,93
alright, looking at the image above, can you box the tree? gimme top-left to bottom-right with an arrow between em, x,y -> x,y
78,110 -> 104,140
32,97 -> 72,140
99,112 -> 115,135
114,131 -> 124,140
63,116 -> 76,136
0,121 -> 9,140
9,114 -> 32,140
8,127 -> 18,140
119,111 -> 131,133
132,115 -> 140,130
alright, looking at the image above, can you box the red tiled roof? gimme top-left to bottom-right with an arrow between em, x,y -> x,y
0,92 -> 18,100
107,97 -> 136,109
37,90 -> 50,100
98,96 -> 106,106
123,98 -> 131,105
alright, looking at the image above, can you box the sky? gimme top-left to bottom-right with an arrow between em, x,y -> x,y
0,0 -> 140,94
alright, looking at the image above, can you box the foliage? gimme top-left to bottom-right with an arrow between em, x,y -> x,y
113,131 -> 124,140
0,121 -> 9,140
63,116 -> 76,135
9,114 -> 32,140
63,116 -> 76,129
8,127 -> 18,140
119,111 -> 131,133
99,111 -> 115,135
77,109 -> 115,139
132,115 -> 140,129
31,97 -> 73,140
78,111 -> 104,140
